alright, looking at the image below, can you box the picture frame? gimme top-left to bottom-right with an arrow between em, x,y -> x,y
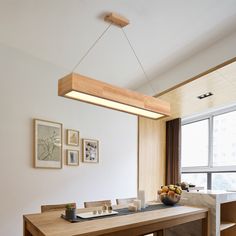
67,150 -> 79,166
82,139 -> 99,163
67,129 -> 79,146
34,119 -> 63,169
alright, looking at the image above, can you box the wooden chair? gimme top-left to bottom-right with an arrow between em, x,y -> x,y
41,202 -> 76,213
116,197 -> 136,205
84,200 -> 111,208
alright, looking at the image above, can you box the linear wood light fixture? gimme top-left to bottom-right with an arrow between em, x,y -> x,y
58,13 -> 170,119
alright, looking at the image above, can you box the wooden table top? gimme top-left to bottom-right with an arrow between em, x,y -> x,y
23,204 -> 208,236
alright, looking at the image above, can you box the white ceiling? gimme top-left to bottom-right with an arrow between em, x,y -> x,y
1,0 -> 236,91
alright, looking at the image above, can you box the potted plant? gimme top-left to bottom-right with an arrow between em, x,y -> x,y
65,203 -> 76,220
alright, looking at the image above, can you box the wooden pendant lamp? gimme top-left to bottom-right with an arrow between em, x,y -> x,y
58,13 -> 170,119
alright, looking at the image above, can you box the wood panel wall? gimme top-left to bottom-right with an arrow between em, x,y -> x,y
138,117 -> 166,201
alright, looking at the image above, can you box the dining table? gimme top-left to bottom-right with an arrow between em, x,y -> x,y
23,203 -> 209,236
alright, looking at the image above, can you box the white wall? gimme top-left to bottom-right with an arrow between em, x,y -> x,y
0,43 -> 137,235
137,30 -> 236,95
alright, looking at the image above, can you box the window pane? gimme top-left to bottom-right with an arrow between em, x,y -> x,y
181,173 -> 207,190
212,173 -> 236,190
213,111 -> 236,166
182,120 -> 209,167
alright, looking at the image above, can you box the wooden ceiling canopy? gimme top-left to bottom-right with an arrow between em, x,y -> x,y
104,12 -> 129,28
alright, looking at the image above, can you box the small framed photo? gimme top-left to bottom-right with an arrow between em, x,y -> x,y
67,150 -> 79,166
82,139 -> 99,163
67,129 -> 79,146
34,119 -> 63,169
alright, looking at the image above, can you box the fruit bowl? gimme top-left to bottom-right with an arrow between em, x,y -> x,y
159,192 -> 181,206
158,185 -> 182,206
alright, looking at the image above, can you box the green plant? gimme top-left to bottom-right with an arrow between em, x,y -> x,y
66,203 -> 75,210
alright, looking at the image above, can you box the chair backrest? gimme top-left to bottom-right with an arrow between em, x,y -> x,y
41,202 -> 76,213
84,200 -> 112,208
116,197 -> 136,205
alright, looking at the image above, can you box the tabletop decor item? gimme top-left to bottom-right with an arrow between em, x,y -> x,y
82,139 -> 99,163
108,206 -> 113,213
180,181 -> 189,190
138,190 -> 146,208
77,210 -> 118,219
102,204 -> 108,213
60,203 -> 180,223
133,199 -> 141,210
34,119 -> 62,169
128,203 -> 138,212
67,129 -> 79,146
65,203 -> 76,220
67,150 -> 79,166
158,185 -> 182,206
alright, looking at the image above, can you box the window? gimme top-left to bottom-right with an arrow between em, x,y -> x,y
181,173 -> 207,190
182,120 -> 209,167
213,111 -> 236,166
181,107 -> 236,190
212,173 -> 236,190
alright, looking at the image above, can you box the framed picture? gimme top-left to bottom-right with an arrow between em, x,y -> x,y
67,150 -> 79,166
34,119 -> 63,169
67,129 -> 79,146
82,139 -> 99,163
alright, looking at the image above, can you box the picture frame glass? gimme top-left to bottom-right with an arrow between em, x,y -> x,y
83,139 -> 99,163
67,150 -> 79,166
34,119 -> 62,169
67,130 -> 79,146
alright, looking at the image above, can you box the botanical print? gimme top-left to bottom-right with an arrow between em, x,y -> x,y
67,130 -> 79,146
83,139 -> 99,163
34,119 -> 62,168
37,124 -> 61,161
67,150 -> 79,166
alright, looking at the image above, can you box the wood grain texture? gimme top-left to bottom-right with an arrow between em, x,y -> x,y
202,211 -> 210,236
84,200 -> 111,208
23,205 -> 209,236
138,117 -> 166,201
155,57 -> 236,97
41,203 -> 76,213
220,222 -> 236,231
221,201 -> 236,223
104,12 -> 129,27
220,225 -> 236,236
221,201 -> 236,235
24,220 -> 33,236
58,73 -> 170,119
157,60 -> 236,120
116,198 -> 136,205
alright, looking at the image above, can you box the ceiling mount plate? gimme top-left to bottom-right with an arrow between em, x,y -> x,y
104,12 -> 129,27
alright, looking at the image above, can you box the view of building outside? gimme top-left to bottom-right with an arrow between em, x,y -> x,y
182,120 -> 208,167
181,109 -> 236,190
213,111 -> 236,166
212,173 -> 236,190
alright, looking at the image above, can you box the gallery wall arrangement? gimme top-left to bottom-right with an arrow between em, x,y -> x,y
66,129 -> 80,166
34,118 -> 99,168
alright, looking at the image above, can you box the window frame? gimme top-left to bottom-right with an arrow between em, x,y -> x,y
181,105 -> 236,189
